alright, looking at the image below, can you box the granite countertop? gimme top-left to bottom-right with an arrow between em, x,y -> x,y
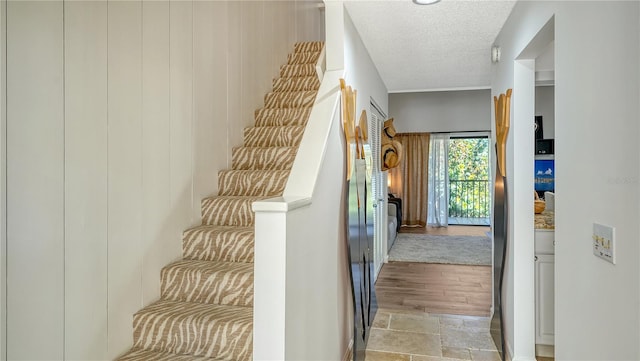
535,210 -> 555,230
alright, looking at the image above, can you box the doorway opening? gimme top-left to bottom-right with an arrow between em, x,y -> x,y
426,132 -> 491,228
448,135 -> 491,226
381,132 -> 492,317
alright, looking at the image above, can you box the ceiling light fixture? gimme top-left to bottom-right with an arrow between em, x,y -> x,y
412,0 -> 441,5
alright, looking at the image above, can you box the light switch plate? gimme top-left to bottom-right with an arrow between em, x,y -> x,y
593,223 -> 615,264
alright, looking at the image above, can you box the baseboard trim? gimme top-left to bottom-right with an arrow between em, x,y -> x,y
511,356 -> 537,361
536,344 -> 555,358
342,339 -> 353,361
505,340 -> 514,361
504,339 -> 538,361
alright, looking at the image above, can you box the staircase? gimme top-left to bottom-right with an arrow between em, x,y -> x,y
116,41 -> 323,361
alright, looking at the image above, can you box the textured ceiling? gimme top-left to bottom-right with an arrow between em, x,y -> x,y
344,0 -> 517,92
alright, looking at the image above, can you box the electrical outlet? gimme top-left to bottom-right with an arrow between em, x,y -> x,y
593,223 -> 615,264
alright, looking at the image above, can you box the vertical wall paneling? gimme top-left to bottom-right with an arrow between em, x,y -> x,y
295,0 -> 306,42
6,1 -> 64,359
296,0 -> 322,43
1,1 -> 326,357
263,3 -> 275,85
64,1 -> 109,359
193,1 -> 226,220
262,3 -> 277,96
286,2 -> 297,54
0,0 -> 7,357
210,1 -> 230,181
240,2 -> 264,140
141,0 -> 175,306
107,1 -> 143,356
274,2 -> 294,76
169,0 -> 194,228
226,1 -> 242,166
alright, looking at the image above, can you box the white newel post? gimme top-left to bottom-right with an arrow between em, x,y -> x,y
252,200 -> 288,360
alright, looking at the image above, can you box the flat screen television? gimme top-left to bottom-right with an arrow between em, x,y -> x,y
534,159 -> 554,192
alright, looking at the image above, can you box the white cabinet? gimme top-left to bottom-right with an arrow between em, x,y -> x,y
534,229 -> 555,346
535,253 -> 555,345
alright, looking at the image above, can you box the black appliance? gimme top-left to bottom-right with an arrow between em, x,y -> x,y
535,139 -> 554,155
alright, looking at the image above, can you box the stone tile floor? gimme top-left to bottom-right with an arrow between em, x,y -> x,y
365,308 -> 501,361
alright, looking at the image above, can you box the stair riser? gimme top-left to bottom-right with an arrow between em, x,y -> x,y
218,170 -> 289,197
264,91 -> 317,109
117,348 -> 215,361
161,263 -> 254,306
232,147 -> 297,171
287,51 -> 321,65
133,302 -> 252,360
294,41 -> 323,53
280,64 -> 316,78
201,197 -> 265,226
272,76 -> 320,92
254,108 -> 311,127
183,227 -> 255,263
243,127 -> 304,147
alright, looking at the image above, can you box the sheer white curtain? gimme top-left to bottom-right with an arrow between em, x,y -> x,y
427,134 -> 449,227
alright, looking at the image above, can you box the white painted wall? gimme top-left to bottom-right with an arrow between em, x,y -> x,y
389,90 -> 491,133
343,8 -> 388,118
3,1 -> 324,359
492,2 -> 639,360
535,86 -> 554,139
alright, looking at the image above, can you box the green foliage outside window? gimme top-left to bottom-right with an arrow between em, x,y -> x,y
448,138 -> 490,218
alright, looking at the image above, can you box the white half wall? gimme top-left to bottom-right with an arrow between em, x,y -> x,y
2,1 -> 324,359
284,108 -> 349,360
492,2 -> 639,360
389,90 -> 491,133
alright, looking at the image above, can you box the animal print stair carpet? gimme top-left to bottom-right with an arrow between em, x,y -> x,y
116,41 -> 323,361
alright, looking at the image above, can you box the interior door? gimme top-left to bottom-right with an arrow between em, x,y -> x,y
369,101 -> 386,280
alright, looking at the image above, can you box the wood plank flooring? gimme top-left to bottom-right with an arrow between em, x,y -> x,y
400,225 -> 490,237
375,262 -> 492,317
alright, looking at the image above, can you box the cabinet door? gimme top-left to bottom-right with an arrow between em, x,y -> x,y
535,254 -> 555,345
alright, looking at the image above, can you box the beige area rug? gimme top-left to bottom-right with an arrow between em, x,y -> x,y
389,233 -> 492,265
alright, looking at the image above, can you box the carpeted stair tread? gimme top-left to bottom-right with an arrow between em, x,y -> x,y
279,64 -> 317,78
116,347 -> 224,361
294,41 -> 323,53
201,196 -> 269,226
133,300 -> 252,360
161,259 -> 254,306
243,125 -> 305,147
231,146 -> 297,171
218,169 -> 289,197
287,51 -> 322,65
264,90 -> 317,109
272,76 -> 320,92
183,225 -> 255,263
254,107 -> 311,127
